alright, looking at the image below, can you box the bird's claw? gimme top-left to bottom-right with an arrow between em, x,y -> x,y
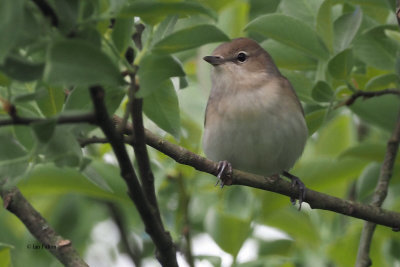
283,171 -> 306,211
215,160 -> 233,188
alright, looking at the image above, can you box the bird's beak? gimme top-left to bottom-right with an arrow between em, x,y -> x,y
203,56 -> 224,66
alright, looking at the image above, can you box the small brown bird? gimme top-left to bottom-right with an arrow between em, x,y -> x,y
202,38 -> 308,207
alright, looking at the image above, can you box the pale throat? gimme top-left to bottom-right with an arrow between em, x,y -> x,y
211,64 -> 271,95
209,65 -> 282,119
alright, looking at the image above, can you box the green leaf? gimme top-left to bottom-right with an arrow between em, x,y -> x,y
280,0 -> 323,27
205,208 -> 251,257
312,81 -> 334,102
35,126 -> 83,168
137,54 -> 185,97
74,26 -> 102,48
44,40 -> 124,87
143,80 -> 180,139
245,14 -> 328,59
0,56 -> 44,82
0,129 -> 29,181
328,49 -> 354,80
0,130 -> 26,161
217,1 -> 248,39
350,94 -> 399,132
201,0 -> 233,12
31,119 -> 57,143
262,40 -> 317,70
152,15 -> 179,44
19,164 -> 128,203
0,0 -> 23,63
64,86 -> 125,114
179,76 -> 188,89
112,18 -> 134,55
120,1 -> 217,25
82,164 -> 113,192
317,0 -> 333,53
152,24 -> 229,54
314,114 -> 356,157
0,247 -> 11,267
281,70 -> 314,103
333,7 -> 362,52
35,84 -> 65,117
339,142 -> 399,163
365,73 -> 400,91
12,90 -> 47,104
294,157 -> 367,191
305,109 -> 326,136
0,72 -> 11,87
354,25 -> 398,70
356,163 -> 380,202
385,29 -> 400,45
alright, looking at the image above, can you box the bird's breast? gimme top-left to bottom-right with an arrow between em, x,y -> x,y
203,82 -> 308,176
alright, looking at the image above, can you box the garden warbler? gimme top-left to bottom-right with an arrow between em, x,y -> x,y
202,38 -> 308,207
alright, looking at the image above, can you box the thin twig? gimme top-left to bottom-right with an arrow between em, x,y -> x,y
177,174 -> 195,267
106,202 -> 142,267
89,86 -> 178,267
0,186 -> 88,266
355,108 -> 400,267
0,113 -> 96,127
341,89 -> 400,106
31,0 -> 58,26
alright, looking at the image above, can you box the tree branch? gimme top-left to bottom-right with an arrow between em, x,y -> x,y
344,89 -> 400,106
177,174 -> 195,267
355,108 -> 400,267
0,113 -> 96,127
31,0 -> 59,27
109,116 -> 400,230
0,186 -> 88,267
129,75 -> 162,222
89,86 -> 178,267
106,202 -> 142,267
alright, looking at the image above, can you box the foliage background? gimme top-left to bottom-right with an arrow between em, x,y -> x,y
0,0 -> 400,266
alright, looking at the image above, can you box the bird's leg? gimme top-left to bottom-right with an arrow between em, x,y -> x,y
282,171 -> 306,210
215,160 -> 233,188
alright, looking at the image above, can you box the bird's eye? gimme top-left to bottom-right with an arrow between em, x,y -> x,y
237,52 -> 247,62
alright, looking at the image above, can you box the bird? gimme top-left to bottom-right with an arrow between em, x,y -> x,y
202,37 -> 308,208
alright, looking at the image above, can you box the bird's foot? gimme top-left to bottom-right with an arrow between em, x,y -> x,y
215,160 -> 233,188
282,171 -> 306,210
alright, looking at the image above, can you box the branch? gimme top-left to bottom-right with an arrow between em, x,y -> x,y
109,116 -> 400,229
0,113 -> 96,127
0,186 -> 88,266
129,75 -> 161,221
89,86 -> 178,267
106,202 -> 142,267
344,89 -> 400,106
31,0 -> 59,26
177,174 -> 195,267
355,108 -> 400,267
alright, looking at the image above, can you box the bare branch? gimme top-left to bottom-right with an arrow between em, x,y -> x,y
0,113 -> 96,127
31,0 -> 58,26
0,186 -> 88,267
129,75 -> 161,221
343,89 -> 400,106
106,202 -> 142,267
89,86 -> 178,267
355,108 -> 400,267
